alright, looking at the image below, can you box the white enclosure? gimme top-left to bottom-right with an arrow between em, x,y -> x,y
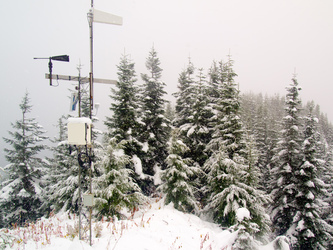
67,117 -> 92,146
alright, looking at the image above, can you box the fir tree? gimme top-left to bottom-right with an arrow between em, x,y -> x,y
181,68 -> 212,167
288,102 -> 333,249
104,53 -> 146,193
204,148 -> 271,235
105,54 -> 140,147
173,59 -> 195,129
93,139 -> 145,219
204,58 -> 271,238
164,102 -> 175,124
322,143 -> 333,231
139,47 -> 170,194
160,129 -> 200,213
231,208 -> 260,250
269,77 -> 304,236
46,115 -> 84,213
0,92 -> 48,226
206,58 -> 246,160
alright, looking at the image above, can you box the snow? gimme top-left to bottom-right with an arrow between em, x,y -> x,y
236,207 -> 251,222
306,191 -> 315,200
153,165 -> 162,185
296,219 -> 305,231
187,126 -> 196,137
142,141 -> 149,152
67,117 -> 92,124
305,180 -> 315,188
132,155 -> 145,179
1,198 -> 285,250
1,199 -> 225,249
113,148 -> 125,157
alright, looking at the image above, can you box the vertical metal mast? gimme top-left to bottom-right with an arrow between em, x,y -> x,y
87,1 -> 94,246
89,0 -> 94,119
86,2 -> 122,246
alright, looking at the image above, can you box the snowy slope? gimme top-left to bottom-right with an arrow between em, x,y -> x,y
1,198 -> 289,250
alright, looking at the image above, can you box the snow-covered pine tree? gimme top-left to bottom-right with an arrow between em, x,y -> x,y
160,129 -> 200,213
204,146 -> 271,234
46,115 -> 84,213
240,92 -> 258,135
204,58 -> 271,237
231,208 -> 260,250
93,138 -> 145,219
0,92 -> 48,226
164,102 -> 175,124
174,61 -> 207,165
269,77 -> 304,236
173,59 -> 195,130
288,102 -> 333,249
323,148 -> 333,247
239,93 -> 284,192
105,54 -> 140,146
104,53 -> 146,194
181,68 -> 212,167
139,47 -> 170,194
206,58 -> 246,160
251,96 -> 271,187
175,65 -> 215,204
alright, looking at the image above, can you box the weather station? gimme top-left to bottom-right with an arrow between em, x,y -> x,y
34,0 -> 123,246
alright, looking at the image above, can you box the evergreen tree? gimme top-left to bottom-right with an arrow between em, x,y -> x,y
182,68 -> 212,167
288,102 -> 333,249
173,60 -> 195,129
204,58 -> 270,237
104,53 -> 148,196
105,54 -> 140,147
321,140 -> 333,231
204,147 -> 271,236
270,77 -> 304,236
46,115 -> 84,213
93,138 -> 145,219
0,92 -> 48,226
164,102 -> 175,124
174,61 -> 212,167
160,129 -> 200,213
206,58 -> 246,160
240,94 -> 281,190
231,208 -> 260,250
173,61 -> 211,204
139,47 -> 170,194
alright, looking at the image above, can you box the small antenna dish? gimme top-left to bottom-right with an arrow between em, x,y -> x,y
34,55 -> 70,86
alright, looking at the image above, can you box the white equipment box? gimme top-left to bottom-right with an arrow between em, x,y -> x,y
67,117 -> 92,146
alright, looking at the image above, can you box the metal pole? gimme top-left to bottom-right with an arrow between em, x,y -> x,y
89,6 -> 94,115
78,152 -> 82,240
77,65 -> 82,117
77,65 -> 82,241
88,1 -> 93,245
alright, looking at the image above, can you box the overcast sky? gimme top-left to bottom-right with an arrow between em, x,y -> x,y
1,0 -> 333,167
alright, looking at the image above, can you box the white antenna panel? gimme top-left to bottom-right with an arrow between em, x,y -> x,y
93,8 -> 123,26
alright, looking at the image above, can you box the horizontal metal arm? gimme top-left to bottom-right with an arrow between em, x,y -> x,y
45,73 -> 117,85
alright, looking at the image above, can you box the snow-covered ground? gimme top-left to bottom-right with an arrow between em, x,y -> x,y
1,198 -> 289,249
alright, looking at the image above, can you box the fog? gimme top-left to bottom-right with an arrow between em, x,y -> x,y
1,0 -> 333,166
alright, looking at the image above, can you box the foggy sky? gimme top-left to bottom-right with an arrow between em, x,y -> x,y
1,0 -> 333,167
